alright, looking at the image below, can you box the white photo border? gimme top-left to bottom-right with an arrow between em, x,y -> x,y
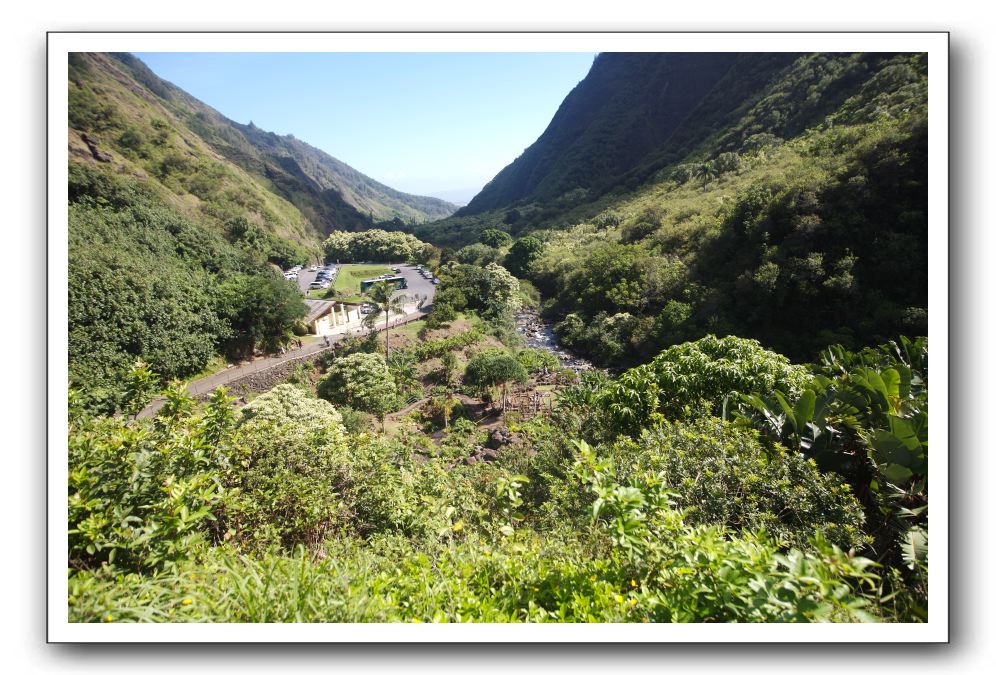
48,31 -> 949,643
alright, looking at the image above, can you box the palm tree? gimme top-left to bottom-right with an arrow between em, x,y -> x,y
363,281 -> 405,362
694,160 -> 718,184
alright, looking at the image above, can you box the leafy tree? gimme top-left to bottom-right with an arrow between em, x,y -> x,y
714,151 -> 742,174
480,227 -> 512,248
322,229 -> 428,263
317,353 -> 397,426
454,243 -> 502,266
234,385 -> 349,550
599,335 -> 810,435
215,273 -> 308,358
463,349 -> 528,400
503,236 -> 544,278
436,262 -> 521,325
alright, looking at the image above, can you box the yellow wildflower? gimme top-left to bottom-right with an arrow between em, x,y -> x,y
104,613 -> 113,623
182,598 -> 193,606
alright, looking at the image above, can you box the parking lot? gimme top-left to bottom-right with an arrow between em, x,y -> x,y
397,263 -> 436,307
283,262 -> 435,307
289,264 -> 334,293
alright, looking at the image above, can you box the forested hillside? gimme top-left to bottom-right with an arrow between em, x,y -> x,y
423,52 -> 928,363
67,52 -> 455,404
71,52 -> 456,232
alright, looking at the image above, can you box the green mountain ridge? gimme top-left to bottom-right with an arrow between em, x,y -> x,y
69,52 -> 457,242
420,52 -> 927,363
459,52 -> 755,214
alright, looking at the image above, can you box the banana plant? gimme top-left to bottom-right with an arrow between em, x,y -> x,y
834,365 -> 927,486
737,376 -> 843,468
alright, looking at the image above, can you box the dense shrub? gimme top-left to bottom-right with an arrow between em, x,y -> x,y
480,227 -> 512,248
69,492 -> 881,623
232,386 -> 350,550
463,349 -> 528,399
599,335 -> 810,434
613,418 -> 867,550
454,243 -> 503,266
317,352 -> 398,421
503,235 -> 544,278
435,262 -> 521,325
68,384 -> 233,573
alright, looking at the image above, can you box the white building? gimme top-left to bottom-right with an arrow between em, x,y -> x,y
304,300 -> 363,336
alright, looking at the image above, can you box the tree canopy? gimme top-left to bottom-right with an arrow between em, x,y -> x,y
322,229 -> 428,263
317,352 -> 398,421
463,348 -> 528,398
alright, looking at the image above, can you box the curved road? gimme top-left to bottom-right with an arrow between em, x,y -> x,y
137,264 -> 435,418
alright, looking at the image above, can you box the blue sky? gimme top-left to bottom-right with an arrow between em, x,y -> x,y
134,52 -> 596,203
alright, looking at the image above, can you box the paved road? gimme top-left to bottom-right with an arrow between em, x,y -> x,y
397,263 -> 436,307
296,267 -> 318,293
136,263 -> 435,418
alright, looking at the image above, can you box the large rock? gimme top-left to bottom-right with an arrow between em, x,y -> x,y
81,133 -> 113,162
485,425 -> 520,450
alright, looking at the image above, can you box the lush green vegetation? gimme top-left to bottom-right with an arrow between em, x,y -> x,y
70,52 -> 455,237
432,262 -> 521,327
68,331 -> 927,623
68,164 -> 307,413
322,229 -> 430,263
523,108 -> 927,365
417,53 -> 927,366
317,353 -> 398,424
463,349 -> 529,400
66,51 -> 930,625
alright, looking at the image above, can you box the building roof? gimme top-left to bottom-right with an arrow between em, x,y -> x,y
303,299 -> 336,324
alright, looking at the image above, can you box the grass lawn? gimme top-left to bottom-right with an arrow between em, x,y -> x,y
306,263 -> 394,300
334,264 -> 395,295
389,319 -> 426,341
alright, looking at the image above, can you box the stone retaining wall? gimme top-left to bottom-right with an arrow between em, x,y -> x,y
196,351 -> 327,401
